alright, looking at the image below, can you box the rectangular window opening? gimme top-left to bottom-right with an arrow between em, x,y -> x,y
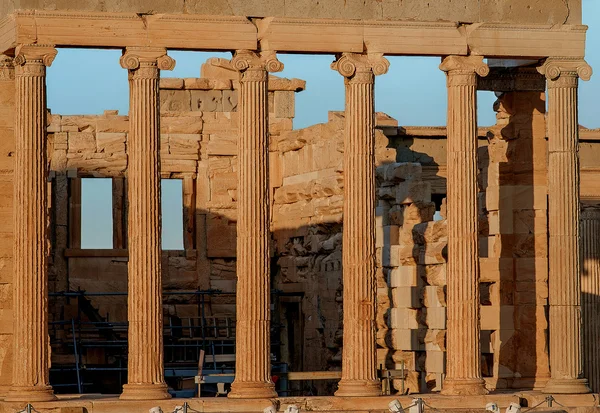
81,178 -> 114,249
161,178 -> 184,250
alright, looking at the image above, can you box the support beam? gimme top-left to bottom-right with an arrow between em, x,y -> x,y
332,52 -> 389,397
228,50 -> 282,399
120,46 -> 175,401
539,57 -> 592,395
439,55 -> 489,396
5,44 -> 57,403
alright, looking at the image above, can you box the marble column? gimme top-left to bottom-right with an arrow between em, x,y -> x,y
120,47 -> 175,401
439,55 -> 489,396
331,52 -> 389,397
5,44 -> 57,403
581,206 -> 600,394
538,58 -> 592,394
228,50 -> 282,399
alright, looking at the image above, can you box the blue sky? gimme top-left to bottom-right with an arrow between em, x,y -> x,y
50,0 -> 600,249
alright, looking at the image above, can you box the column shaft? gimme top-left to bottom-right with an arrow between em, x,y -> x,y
120,48 -> 174,401
440,56 -> 488,396
229,51 -> 281,399
541,58 -> 592,393
581,207 -> 600,394
332,53 -> 388,397
6,45 -> 57,403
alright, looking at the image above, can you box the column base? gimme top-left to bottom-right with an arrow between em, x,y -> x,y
4,385 -> 56,402
441,378 -> 489,396
120,383 -> 171,400
542,378 -> 591,394
335,379 -> 381,397
228,381 -> 277,399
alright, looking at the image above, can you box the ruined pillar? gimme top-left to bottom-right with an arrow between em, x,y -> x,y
332,52 -> 389,397
581,206 -> 600,394
228,50 -> 283,399
5,44 -> 57,403
439,55 -> 489,396
539,58 -> 592,394
120,47 -> 175,401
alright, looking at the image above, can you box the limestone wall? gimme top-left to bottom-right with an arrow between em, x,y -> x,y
1,0 -> 582,25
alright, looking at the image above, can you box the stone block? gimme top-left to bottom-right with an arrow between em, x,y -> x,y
392,350 -> 418,371
388,205 -> 403,225
389,265 -> 420,287
403,201 -> 436,225
222,90 -> 238,112
160,89 -> 192,112
391,287 -> 421,309
191,90 -> 223,112
423,286 -> 446,308
390,328 -> 424,351
513,209 -> 547,234
273,91 -> 295,118
378,225 -> 399,248
488,210 -> 514,235
396,181 -> 431,205
377,162 -> 422,183
424,264 -> 446,286
424,329 -> 445,352
480,305 -> 514,330
67,132 -> 96,153
0,258 -> 12,284
206,213 -> 236,258
424,351 -> 445,374
515,257 -> 547,282
424,307 -> 446,329
0,308 -> 12,333
480,257 -> 513,283
96,132 -> 126,154
419,241 -> 446,265
389,308 -> 419,329
412,220 -> 447,244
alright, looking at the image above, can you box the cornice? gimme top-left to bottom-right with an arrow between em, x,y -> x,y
0,15 -> 16,55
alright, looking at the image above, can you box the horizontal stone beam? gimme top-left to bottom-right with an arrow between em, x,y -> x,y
0,11 -> 587,59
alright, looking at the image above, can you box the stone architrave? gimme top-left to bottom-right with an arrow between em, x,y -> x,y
538,57 -> 592,395
5,44 -> 58,403
581,206 -> 600,394
331,52 -> 389,397
439,55 -> 489,396
228,50 -> 283,399
120,47 -> 175,401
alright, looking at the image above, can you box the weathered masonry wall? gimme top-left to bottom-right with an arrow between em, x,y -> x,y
0,0 -> 582,24
45,59 -> 304,346
41,59 -> 600,396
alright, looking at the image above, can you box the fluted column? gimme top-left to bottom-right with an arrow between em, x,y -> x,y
439,55 -> 489,396
228,50 -> 282,399
331,53 -> 389,397
120,47 -> 175,401
5,44 -> 57,403
538,58 -> 592,394
581,206 -> 600,394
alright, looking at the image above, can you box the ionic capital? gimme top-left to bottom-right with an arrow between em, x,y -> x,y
0,55 -> 14,80
537,58 -> 592,86
13,45 -> 57,76
440,55 -> 490,80
120,47 -> 175,78
231,50 -> 284,81
331,53 -> 390,83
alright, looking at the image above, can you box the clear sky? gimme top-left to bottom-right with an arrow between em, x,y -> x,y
48,0 -> 600,249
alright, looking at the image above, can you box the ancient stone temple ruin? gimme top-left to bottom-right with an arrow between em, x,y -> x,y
0,0 -> 598,412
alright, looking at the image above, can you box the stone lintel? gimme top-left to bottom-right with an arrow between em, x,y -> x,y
477,67 -> 546,92
0,11 -> 587,60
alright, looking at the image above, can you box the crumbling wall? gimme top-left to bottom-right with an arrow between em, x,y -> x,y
270,111 -> 396,394
374,162 -> 446,394
477,91 -> 550,389
46,58 -> 304,327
